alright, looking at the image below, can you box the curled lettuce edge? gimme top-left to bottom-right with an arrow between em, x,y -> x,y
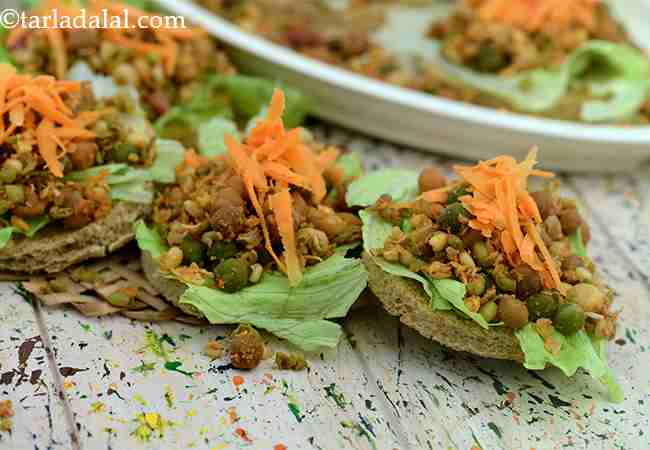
154,74 -> 310,138
431,40 -> 650,122
348,169 -> 621,399
134,220 -> 368,352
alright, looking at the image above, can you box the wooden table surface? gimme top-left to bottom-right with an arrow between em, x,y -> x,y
1,125 -> 649,450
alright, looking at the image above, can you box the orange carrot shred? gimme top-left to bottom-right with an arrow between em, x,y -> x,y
270,189 -> 303,287
423,148 -> 563,291
421,187 -> 450,203
267,89 -> 285,123
0,64 -> 96,177
36,119 -> 63,177
222,90 -> 339,281
468,0 -> 599,32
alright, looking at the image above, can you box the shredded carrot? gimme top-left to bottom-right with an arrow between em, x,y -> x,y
467,0 -> 600,32
420,186 -> 451,203
0,64 -> 97,177
269,189 -> 303,286
224,90 -> 338,286
422,149 -> 564,292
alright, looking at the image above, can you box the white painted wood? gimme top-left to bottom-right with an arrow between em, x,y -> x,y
0,284 -> 72,450
568,166 -> 650,284
35,306 -> 407,450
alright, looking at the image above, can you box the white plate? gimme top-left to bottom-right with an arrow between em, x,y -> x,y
156,0 -> 650,172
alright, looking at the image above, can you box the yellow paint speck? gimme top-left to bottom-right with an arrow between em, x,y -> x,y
89,402 -> 105,413
186,409 -> 197,418
211,444 -> 228,450
131,412 -> 172,442
199,426 -> 209,435
63,380 -> 75,390
144,412 -> 160,429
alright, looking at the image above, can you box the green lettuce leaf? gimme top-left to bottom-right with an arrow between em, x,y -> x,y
0,216 -> 50,249
179,253 -> 367,351
221,75 -> 311,129
66,139 -> 184,203
515,324 -> 623,402
154,78 -> 233,145
134,220 -> 167,259
145,139 -> 185,184
154,75 -> 310,143
433,40 -> 650,122
568,229 -> 588,258
346,169 -> 421,207
135,222 -> 367,351
336,152 -> 364,179
197,117 -> 240,156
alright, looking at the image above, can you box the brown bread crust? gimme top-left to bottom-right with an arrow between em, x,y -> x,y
363,252 -> 525,362
0,202 -> 149,274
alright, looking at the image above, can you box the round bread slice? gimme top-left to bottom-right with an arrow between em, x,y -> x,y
0,202 -> 149,274
363,252 -> 525,362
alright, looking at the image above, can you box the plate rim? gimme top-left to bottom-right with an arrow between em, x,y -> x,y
157,0 -> 650,145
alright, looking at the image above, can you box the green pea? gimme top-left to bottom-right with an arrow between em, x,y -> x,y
567,283 -> 604,313
479,301 -> 498,322
0,159 -> 22,183
110,142 -> 140,163
5,185 -> 24,203
472,240 -> 492,267
498,295 -> 529,329
526,292 -> 558,321
553,303 -> 585,335
467,274 -> 487,296
214,258 -> 250,293
446,234 -> 464,250
472,44 -> 508,73
180,235 -> 207,266
207,241 -> 238,263
438,203 -> 469,234
493,267 -> 517,293
428,231 -> 448,252
447,184 -> 469,204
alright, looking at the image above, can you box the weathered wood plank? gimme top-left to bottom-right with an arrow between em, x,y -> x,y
567,164 -> 650,285
0,283 -> 73,450
36,305 -> 405,450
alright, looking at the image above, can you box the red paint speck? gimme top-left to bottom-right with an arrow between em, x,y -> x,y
235,427 -> 252,443
274,445 -> 287,450
233,375 -> 245,387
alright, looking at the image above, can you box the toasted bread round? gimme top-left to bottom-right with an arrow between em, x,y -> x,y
0,202 -> 149,274
363,252 -> 525,362
140,250 -> 202,318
